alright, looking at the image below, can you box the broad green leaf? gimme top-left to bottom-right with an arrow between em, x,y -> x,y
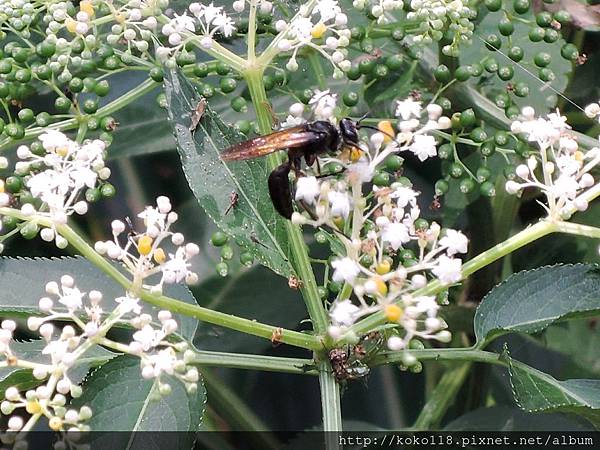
509,356 -> 600,428
445,405 -> 593,431
163,69 -> 294,278
475,264 -> 600,346
0,257 -> 199,341
72,355 -> 205,438
0,369 -> 40,399
545,320 -> 600,376
193,265 -> 308,353
464,7 -> 572,111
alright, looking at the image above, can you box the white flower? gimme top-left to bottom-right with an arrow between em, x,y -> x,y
439,229 -> 468,256
171,12 -> 196,33
331,257 -> 360,283
115,295 -> 141,315
145,348 -> 178,377
309,89 -> 337,120
395,98 -> 422,120
313,0 -> 342,22
409,135 -> 437,161
280,115 -> 306,129
133,324 -> 163,352
58,286 -> 85,311
381,221 -> 411,250
162,247 -> 192,284
330,300 -> 359,326
328,191 -> 350,218
551,175 -> 579,199
432,255 -> 462,284
390,185 -> 418,208
295,176 -> 320,204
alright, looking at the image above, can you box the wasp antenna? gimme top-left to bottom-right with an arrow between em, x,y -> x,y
357,124 -> 396,141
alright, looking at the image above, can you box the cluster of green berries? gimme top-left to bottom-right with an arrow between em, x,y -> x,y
210,230 -> 255,277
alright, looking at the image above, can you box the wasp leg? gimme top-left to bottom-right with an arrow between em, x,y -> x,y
268,162 -> 294,219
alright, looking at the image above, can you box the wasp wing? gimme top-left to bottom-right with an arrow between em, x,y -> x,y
221,125 -> 320,161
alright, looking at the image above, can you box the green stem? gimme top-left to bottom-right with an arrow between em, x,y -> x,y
244,68 -> 329,335
0,208 -> 322,351
189,350 -> 317,375
247,0 -> 258,63
412,363 -> 472,430
319,360 -> 342,445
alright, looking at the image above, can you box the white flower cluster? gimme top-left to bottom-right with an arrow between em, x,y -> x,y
157,1 -> 235,55
0,130 -> 110,247
94,196 -> 200,292
352,0 -> 404,24
287,93 -> 462,350
507,107 -> 600,219
0,274 -> 198,433
272,0 -> 352,77
406,0 -> 475,54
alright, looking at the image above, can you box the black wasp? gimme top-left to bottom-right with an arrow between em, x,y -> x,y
220,118 -> 363,219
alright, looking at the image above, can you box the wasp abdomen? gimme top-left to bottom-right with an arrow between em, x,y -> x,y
268,162 -> 293,219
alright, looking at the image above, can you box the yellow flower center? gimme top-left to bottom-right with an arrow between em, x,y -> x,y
26,400 -> 42,414
384,304 -> 403,322
311,22 -> 327,39
153,247 -> 166,264
65,18 -> 77,33
80,0 -> 94,17
138,235 -> 153,256
376,260 -> 391,275
49,416 -> 63,431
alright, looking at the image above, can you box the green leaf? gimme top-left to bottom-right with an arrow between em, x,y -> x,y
193,265 -> 308,353
0,369 -> 40,399
72,355 -> 205,437
0,256 -> 199,341
508,354 -> 600,428
464,8 -> 572,111
475,264 -> 600,346
445,405 -> 593,431
163,68 -> 293,278
545,320 -> 600,376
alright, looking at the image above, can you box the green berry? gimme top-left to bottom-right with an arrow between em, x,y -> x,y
36,41 -> 56,58
385,54 -> 403,70
494,131 -> 509,146
0,60 -> 11,74
235,119 -> 251,134
435,179 -> 449,195
20,222 -> 39,240
216,262 -> 229,277
437,97 -> 452,111
384,154 -> 403,170
528,27 -> 545,42
449,162 -> 464,178
17,108 -> 34,122
87,116 -> 99,131
485,0 -> 502,11
100,116 -> 117,131
328,280 -> 341,294
54,97 -> 71,113
561,44 -> 579,61
342,91 -> 359,107
315,231 -> 327,244
358,59 -> 375,75
15,68 -> 31,83
103,56 -> 120,70
534,52 -> 552,67
470,63 -> 483,77
345,64 -> 361,81
100,183 -> 116,198
438,143 -> 452,159
298,89 -> 313,104
2,216 -> 18,231
35,112 -> 51,127
480,181 -> 496,197
477,167 -> 491,182
484,58 -> 498,73
508,46 -> 524,62
498,18 -> 515,36
230,96 -> 247,113
94,80 -> 110,97
538,68 -> 555,82
4,123 -> 24,139
211,231 -> 229,247
460,108 -> 476,127
262,74 -> 275,91
240,251 -> 254,267
498,66 -> 514,81
68,77 -> 84,93
514,82 -> 529,97
513,0 -> 531,14
554,10 -> 571,24
12,47 -> 29,63
494,92 -> 511,108
193,62 -> 209,78
5,176 -> 22,193
220,244 -> 234,260
454,66 -> 471,81
459,178 -> 476,194
504,165 -> 517,180
485,34 -> 502,51
536,11 -> 553,27
414,218 -> 428,231
360,38 -> 374,53
201,84 -> 215,98
82,99 -> 98,114
220,77 -> 237,93
374,64 -> 389,78
434,64 -> 451,83
359,254 -> 374,268
83,77 -> 97,92
543,29 -> 559,43
373,171 -> 391,186
0,82 -> 8,98
391,26 -> 405,40
350,26 -> 365,40
470,127 -> 488,143
216,62 -> 231,76
505,105 -> 520,119
85,188 -> 101,203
